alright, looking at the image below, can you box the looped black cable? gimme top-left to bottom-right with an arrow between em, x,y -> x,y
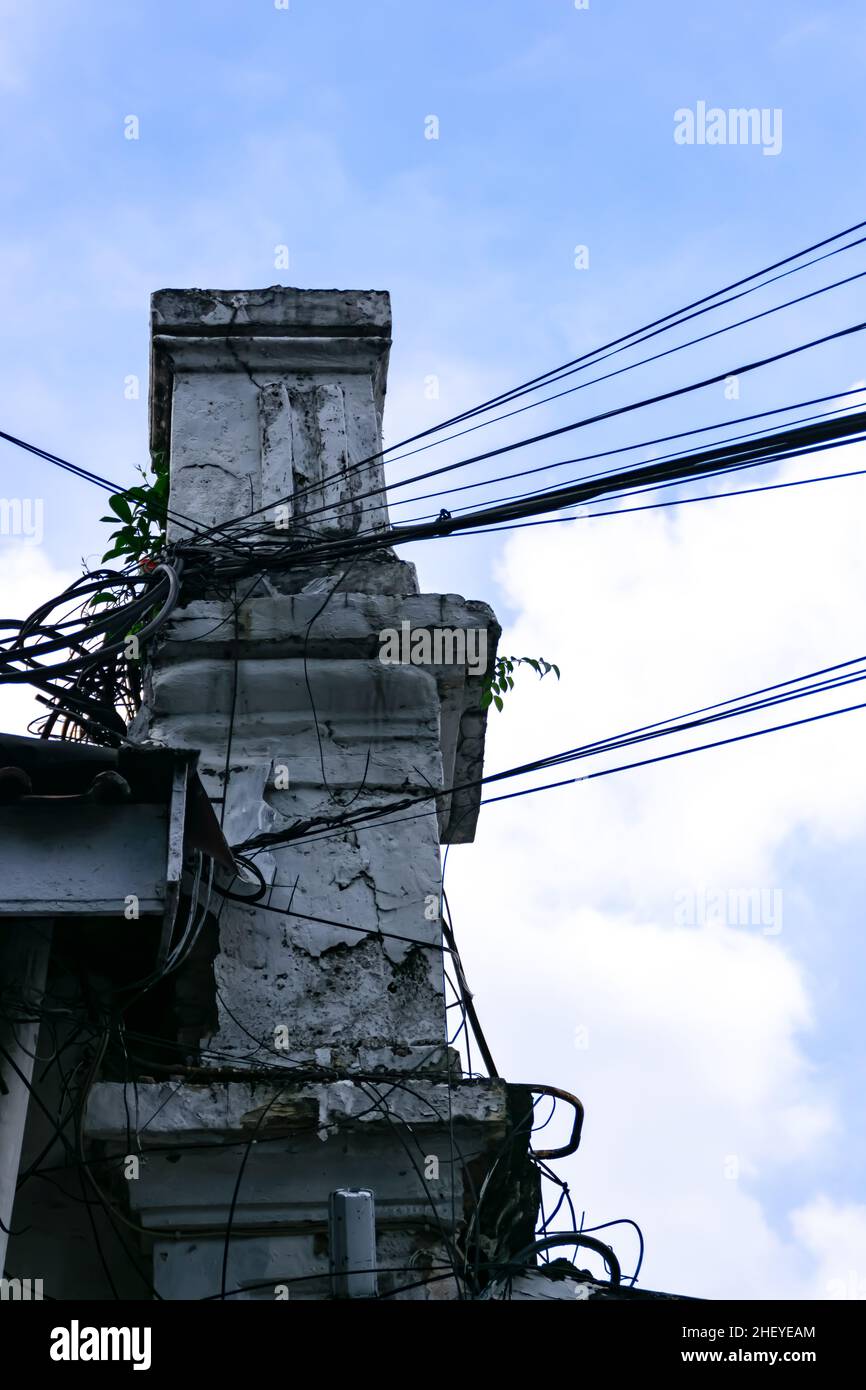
507,1232 -> 621,1288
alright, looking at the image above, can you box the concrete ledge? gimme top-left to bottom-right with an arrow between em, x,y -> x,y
86,1076 -> 512,1143
151,286 -> 392,461
145,591 -> 500,842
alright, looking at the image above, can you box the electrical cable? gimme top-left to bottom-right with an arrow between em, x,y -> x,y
198,215 -> 866,535
373,252 -> 866,474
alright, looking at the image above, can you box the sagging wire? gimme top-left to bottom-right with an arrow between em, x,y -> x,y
10,231 -> 864,1301
6,397 -> 866,746
185,216 -> 866,537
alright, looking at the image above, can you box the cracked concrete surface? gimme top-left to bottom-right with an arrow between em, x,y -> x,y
79,287 -> 531,1301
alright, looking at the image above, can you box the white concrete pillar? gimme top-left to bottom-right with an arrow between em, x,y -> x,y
85,287 -> 523,1300
137,288 -> 495,1070
0,920 -> 51,1274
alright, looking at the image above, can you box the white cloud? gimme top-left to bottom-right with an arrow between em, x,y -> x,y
791,1195 -> 866,1299
444,445 -> 866,1297
0,543 -> 78,735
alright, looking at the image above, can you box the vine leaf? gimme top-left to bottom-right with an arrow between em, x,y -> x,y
479,653 -> 561,714
97,452 -> 169,570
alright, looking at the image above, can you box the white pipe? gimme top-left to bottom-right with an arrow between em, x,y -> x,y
0,920 -> 52,1275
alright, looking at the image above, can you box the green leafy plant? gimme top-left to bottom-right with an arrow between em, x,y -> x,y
480,654 -> 561,713
99,451 -> 169,569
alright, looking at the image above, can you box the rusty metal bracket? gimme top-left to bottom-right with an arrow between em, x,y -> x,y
527,1083 -> 585,1159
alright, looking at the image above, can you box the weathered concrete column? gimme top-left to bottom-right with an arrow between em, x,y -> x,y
136,287 -> 495,1072
85,288 -> 535,1299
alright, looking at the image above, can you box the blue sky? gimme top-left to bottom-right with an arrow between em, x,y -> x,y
3,0 -> 866,1297
3,0 -> 866,582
